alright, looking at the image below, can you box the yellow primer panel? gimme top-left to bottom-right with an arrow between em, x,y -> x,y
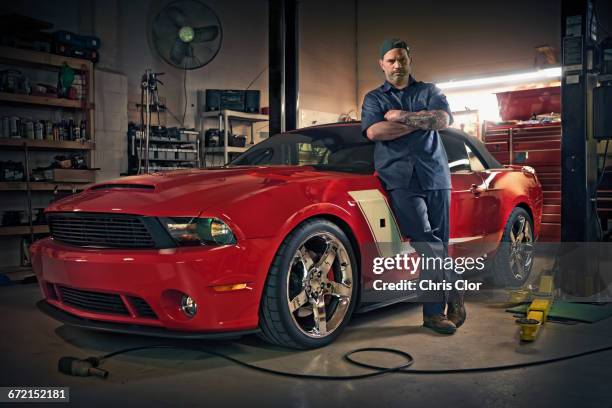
348,189 -> 406,257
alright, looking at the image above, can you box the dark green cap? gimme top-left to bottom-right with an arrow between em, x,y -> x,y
379,38 -> 410,59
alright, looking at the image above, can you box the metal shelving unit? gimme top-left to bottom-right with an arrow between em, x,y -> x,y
199,109 -> 268,164
127,128 -> 201,174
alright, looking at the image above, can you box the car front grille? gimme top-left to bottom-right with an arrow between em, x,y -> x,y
128,296 -> 158,319
58,286 -> 130,315
48,213 -> 156,248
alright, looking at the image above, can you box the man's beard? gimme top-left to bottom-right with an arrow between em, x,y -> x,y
388,70 -> 409,85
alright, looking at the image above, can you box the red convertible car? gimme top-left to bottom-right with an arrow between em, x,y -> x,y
31,123 -> 542,349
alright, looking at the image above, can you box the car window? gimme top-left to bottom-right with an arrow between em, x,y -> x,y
297,142 -> 330,165
229,126 -> 375,174
442,135 -> 471,173
466,143 -> 485,172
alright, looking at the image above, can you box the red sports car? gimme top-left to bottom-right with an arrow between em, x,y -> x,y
31,123 -> 542,349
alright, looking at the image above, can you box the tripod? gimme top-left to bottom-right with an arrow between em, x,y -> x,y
139,69 -> 164,174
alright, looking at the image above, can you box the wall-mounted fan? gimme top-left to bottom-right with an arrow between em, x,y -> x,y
151,0 -> 222,70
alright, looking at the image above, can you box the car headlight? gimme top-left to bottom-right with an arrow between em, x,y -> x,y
159,217 -> 236,246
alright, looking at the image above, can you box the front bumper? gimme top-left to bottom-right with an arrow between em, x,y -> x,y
37,300 -> 260,339
30,237 -> 274,334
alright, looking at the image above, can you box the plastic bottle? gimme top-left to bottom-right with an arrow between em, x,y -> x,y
34,121 -> 43,140
80,120 -> 87,139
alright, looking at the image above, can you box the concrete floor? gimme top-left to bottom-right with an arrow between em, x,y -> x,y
1,283 -> 612,407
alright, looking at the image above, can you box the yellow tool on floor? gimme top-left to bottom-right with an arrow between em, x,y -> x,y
515,275 -> 554,342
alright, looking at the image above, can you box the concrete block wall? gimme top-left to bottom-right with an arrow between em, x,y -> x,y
94,69 -> 128,182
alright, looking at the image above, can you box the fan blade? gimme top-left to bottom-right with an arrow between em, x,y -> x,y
169,38 -> 188,66
190,43 -> 216,67
152,17 -> 179,41
167,6 -> 188,28
193,25 -> 219,43
186,44 -> 195,58
184,45 -> 200,69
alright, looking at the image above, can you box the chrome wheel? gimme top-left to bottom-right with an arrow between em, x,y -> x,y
508,214 -> 534,281
286,232 -> 353,338
259,218 -> 357,348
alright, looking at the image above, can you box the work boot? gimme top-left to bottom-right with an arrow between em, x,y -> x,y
423,314 -> 457,334
447,301 -> 466,328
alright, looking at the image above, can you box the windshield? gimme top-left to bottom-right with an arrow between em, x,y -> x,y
228,125 -> 375,174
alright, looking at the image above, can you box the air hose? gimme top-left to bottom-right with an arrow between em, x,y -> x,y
58,343 -> 612,380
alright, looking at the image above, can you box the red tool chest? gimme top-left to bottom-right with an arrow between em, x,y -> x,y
483,87 -> 562,241
597,168 -> 612,236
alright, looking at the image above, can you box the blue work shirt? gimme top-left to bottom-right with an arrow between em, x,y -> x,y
361,76 -> 453,190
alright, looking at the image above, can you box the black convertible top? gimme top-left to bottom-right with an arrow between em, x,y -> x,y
289,122 -> 503,170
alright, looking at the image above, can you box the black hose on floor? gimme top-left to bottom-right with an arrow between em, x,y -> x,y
58,343 -> 612,380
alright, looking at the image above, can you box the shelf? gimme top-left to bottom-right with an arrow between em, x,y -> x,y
144,158 -> 199,162
147,137 -> 197,144
0,138 -> 94,150
0,182 -> 90,191
148,167 -> 198,172
200,110 -> 268,123
204,146 -> 250,153
0,92 -> 87,109
0,45 -> 93,71
0,225 -> 49,236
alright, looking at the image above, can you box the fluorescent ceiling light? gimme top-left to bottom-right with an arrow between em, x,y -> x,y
436,67 -> 561,90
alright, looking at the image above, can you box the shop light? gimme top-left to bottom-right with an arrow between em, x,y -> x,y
437,67 -> 561,90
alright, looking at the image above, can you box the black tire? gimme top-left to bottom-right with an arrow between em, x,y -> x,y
491,207 -> 535,288
258,218 -> 358,349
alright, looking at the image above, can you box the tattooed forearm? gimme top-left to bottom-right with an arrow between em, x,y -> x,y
399,110 -> 450,130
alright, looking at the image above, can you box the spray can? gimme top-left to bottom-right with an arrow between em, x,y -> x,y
68,119 -> 74,140
10,116 -> 20,138
80,120 -> 87,139
25,120 -> 34,139
2,117 -> 9,138
73,120 -> 80,139
45,121 -> 53,140
54,123 -> 60,141
34,121 -> 43,140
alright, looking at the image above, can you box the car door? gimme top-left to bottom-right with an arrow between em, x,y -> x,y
442,134 -> 489,257
464,139 -> 503,250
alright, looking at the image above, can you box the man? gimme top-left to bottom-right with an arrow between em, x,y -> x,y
361,38 -> 465,334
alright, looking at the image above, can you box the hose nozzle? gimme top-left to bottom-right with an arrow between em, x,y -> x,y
58,356 -> 108,379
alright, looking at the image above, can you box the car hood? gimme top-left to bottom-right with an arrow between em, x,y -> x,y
46,166 -> 362,217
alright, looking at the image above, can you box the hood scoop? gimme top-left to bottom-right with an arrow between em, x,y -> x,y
90,183 -> 156,191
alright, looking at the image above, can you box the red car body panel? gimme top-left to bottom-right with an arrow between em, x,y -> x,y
30,125 -> 543,336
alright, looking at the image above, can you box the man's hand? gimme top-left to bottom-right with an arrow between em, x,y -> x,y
384,110 -> 405,122
385,109 -> 450,131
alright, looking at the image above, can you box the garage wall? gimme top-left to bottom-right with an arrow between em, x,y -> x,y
299,0 -> 358,123
0,0 -> 83,32
104,0 -> 269,131
356,0 -> 561,112
108,0 -> 358,132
